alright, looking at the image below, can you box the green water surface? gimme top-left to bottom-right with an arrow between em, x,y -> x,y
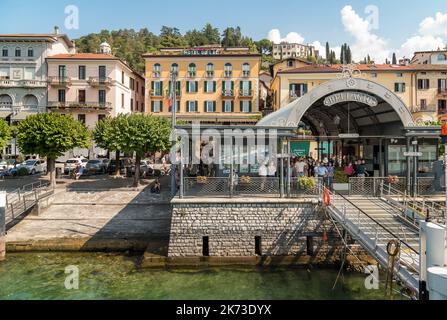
0,253 -> 405,300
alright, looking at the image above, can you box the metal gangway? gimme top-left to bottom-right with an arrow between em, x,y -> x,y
324,182 -> 430,296
4,181 -> 54,229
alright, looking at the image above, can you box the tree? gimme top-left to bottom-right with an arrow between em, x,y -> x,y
0,119 -> 11,151
255,39 -> 273,55
16,113 -> 90,187
325,42 -> 330,63
346,45 -> 352,63
94,114 -> 171,187
392,52 -> 397,65
202,23 -> 220,44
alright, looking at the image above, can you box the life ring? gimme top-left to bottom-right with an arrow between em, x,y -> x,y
323,188 -> 331,206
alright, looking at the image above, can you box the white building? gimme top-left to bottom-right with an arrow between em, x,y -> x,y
411,50 -> 447,65
0,27 -> 75,157
272,42 -> 318,60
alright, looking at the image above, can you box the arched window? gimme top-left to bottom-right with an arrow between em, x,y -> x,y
153,63 -> 161,77
2,47 -> 8,57
188,63 -> 196,77
0,94 -> 13,107
438,54 -> 447,61
206,63 -> 214,77
242,63 -> 250,77
23,94 -> 38,108
171,63 -> 179,74
15,47 -> 21,57
27,47 -> 34,57
224,63 -> 232,77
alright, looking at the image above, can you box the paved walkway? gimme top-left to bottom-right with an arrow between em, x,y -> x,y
5,176 -> 173,252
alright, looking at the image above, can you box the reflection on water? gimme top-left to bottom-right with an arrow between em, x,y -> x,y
0,253 -> 406,300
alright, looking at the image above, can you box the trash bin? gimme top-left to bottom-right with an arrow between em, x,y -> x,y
56,167 -> 62,179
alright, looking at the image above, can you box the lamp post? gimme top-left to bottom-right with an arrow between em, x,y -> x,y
170,70 -> 177,197
13,127 -> 17,168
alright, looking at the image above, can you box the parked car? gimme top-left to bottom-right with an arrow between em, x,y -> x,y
86,159 -> 107,174
64,158 -> 86,174
108,159 -> 126,174
17,159 -> 47,175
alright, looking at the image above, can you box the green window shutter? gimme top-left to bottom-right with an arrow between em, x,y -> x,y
249,101 -> 252,112
160,101 -> 163,112
204,81 -> 207,93
213,101 -> 216,112
231,81 -> 234,91
249,81 -> 252,92
231,101 -> 234,112
204,101 -> 207,112
240,101 -> 243,112
289,84 -> 293,91
195,101 -> 198,112
239,81 -> 243,91
151,81 -> 154,91
186,101 -> 190,112
186,82 -> 190,93
160,81 -> 163,95
195,81 -> 198,92
222,101 -> 225,113
151,101 -> 154,112
213,81 -> 216,92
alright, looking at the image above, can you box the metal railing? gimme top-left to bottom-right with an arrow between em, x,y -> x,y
5,181 -> 53,227
349,177 -> 407,196
182,176 -> 322,198
380,182 -> 445,226
326,189 -> 420,292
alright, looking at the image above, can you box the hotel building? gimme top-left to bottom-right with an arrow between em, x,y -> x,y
46,42 -> 145,130
143,46 -> 261,125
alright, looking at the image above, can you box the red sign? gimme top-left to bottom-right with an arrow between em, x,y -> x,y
442,123 -> 447,136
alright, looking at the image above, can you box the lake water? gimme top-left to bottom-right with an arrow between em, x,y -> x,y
0,252 -> 406,300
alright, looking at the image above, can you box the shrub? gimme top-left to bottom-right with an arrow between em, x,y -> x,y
334,168 -> 349,183
298,176 -> 316,190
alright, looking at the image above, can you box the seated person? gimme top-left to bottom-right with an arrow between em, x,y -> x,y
151,179 -> 161,194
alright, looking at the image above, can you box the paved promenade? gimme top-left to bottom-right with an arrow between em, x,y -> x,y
5,176 -> 173,252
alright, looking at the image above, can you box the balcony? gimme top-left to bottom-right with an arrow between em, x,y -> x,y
88,77 -> 112,87
224,71 -> 232,78
438,88 -> 447,97
150,90 -> 164,98
239,89 -> 253,98
48,101 -> 112,111
242,71 -> 250,78
165,90 -> 181,98
48,76 -> 72,87
205,71 -> 214,78
187,71 -> 196,78
152,72 -> 161,78
222,89 -> 235,98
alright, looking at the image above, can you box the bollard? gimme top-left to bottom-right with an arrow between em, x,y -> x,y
0,191 -> 6,261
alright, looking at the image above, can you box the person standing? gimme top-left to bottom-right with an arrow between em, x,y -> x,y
295,158 -> 307,178
315,161 -> 329,186
259,162 -> 268,191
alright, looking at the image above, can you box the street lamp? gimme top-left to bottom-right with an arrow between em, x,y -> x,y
13,127 -> 17,168
170,69 -> 178,197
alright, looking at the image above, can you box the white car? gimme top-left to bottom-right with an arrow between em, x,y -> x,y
18,160 -> 47,175
64,158 -> 87,174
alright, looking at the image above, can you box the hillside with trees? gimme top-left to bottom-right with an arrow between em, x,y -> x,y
75,24 -> 273,74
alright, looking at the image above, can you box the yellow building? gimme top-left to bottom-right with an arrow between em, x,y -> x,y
143,46 -> 261,124
271,62 -> 447,124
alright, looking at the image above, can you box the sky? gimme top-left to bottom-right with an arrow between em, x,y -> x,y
2,0 -> 447,62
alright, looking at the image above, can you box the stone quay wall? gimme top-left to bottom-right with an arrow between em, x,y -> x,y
168,199 -> 347,260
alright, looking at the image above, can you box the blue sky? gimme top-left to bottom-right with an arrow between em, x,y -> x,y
2,0 -> 447,62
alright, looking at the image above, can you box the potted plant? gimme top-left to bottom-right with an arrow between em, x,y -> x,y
298,176 -> 317,191
240,176 -> 251,185
196,176 -> 208,184
333,168 -> 350,192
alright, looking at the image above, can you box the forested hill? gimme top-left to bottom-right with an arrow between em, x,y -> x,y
74,24 -> 274,74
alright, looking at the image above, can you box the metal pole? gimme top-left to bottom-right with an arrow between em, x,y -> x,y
280,139 -> 284,198
406,137 -> 411,195
179,142 -> 184,199
412,139 -> 418,198
445,143 -> 447,226
0,192 -> 6,261
287,139 -> 291,197
170,72 -> 177,197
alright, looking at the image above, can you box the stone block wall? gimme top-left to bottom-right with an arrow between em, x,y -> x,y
168,200 -> 344,258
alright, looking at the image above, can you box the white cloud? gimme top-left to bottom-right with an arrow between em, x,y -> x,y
399,35 -> 445,59
340,5 -> 390,63
268,28 -> 305,44
419,12 -> 447,36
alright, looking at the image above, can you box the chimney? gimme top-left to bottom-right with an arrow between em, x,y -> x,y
54,26 -> 60,35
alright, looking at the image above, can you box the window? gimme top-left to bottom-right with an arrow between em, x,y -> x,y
224,63 -> 232,77
78,90 -> 86,103
438,54 -> 447,61
186,101 -> 198,112
99,90 -> 106,104
186,81 -> 198,93
121,71 -> 125,84
58,65 -> 67,79
26,47 -> 33,57
205,101 -> 216,113
131,98 -> 134,111
396,73 -> 403,77
169,100 -> 180,113
78,114 -> 86,124
394,83 -> 406,93
255,236 -> 262,256
79,66 -> 86,80
99,66 -> 106,80
438,100 -> 447,115
130,78 -> 135,90
98,114 -> 106,122
136,81 -> 139,93
418,79 -> 430,90
168,80 -> 181,96
242,63 -> 250,77
240,80 -> 252,96
151,81 -> 163,96
420,99 -> 427,111
188,63 -> 196,77
58,89 -> 66,103
240,101 -> 252,113
222,80 -> 234,95
206,63 -> 214,77
287,60 -> 294,67
2,47 -> 7,57
439,79 -> 447,93
15,47 -> 21,57
151,100 -> 162,113
121,93 -> 125,108
204,81 -> 216,93
289,83 -> 308,98
223,100 -> 233,113
171,63 -> 179,74
153,63 -> 161,77
371,73 -> 378,78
